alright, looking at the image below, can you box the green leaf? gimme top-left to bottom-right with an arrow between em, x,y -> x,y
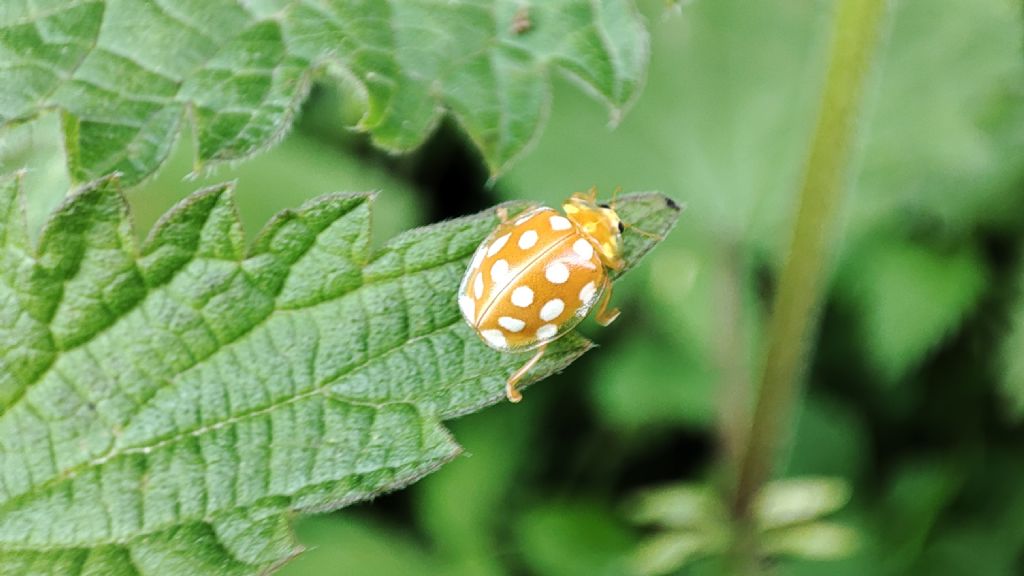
499,0 -> 1023,410
632,531 -> 722,576
627,484 -> 724,530
505,0 -> 1024,246
413,408 -> 529,574
0,174 -> 679,575
592,330 -> 717,430
848,0 -> 1024,236
284,408 -> 534,576
627,484 -> 729,575
875,460 -> 962,574
504,0 -> 829,245
1000,268 -> 1024,420
515,502 -> 636,576
498,0 -> 1021,453
593,240 -> 762,432
761,521 -> 859,560
782,395 -> 868,481
0,0 -> 648,185
912,527 -> 1020,576
754,477 -> 851,530
836,237 -> 988,383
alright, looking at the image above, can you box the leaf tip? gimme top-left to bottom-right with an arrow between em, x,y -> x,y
608,106 -> 624,129
60,173 -> 128,212
259,543 -> 308,576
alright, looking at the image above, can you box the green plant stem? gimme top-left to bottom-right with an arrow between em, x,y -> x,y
714,244 -> 751,485
731,0 -> 889,528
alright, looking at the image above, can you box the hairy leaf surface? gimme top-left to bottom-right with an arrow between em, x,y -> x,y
0,175 -> 679,574
0,0 -> 648,185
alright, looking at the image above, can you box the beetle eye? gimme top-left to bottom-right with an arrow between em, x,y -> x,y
598,203 -> 610,209
617,221 -> 625,233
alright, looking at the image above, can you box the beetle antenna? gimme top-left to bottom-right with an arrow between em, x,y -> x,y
610,186 -> 623,208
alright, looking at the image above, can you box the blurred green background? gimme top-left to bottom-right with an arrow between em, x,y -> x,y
3,0 -> 1024,574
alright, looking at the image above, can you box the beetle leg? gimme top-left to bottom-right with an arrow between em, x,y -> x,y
506,343 -> 547,403
595,277 -> 620,326
496,206 -> 510,223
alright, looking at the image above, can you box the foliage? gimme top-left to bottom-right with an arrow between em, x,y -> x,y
836,237 -> 988,384
1003,272 -> 1024,417
0,174 -> 678,574
494,0 -> 1023,573
0,0 -> 647,185
628,478 -> 857,575
2,0 -> 1024,574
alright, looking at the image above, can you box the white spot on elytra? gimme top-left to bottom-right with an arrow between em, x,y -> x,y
498,316 -> 525,332
511,286 -> 534,307
579,281 -> 597,303
550,216 -> 571,231
518,229 -> 538,250
481,329 -> 507,348
486,233 -> 511,256
459,295 -> 476,321
473,273 -> 484,298
540,298 -> 564,321
572,238 -> 594,260
490,259 -> 510,283
537,324 -> 557,339
545,262 -> 570,284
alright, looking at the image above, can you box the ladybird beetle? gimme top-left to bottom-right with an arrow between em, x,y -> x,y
459,188 -> 626,403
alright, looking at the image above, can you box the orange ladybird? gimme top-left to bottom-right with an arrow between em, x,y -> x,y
459,189 -> 625,403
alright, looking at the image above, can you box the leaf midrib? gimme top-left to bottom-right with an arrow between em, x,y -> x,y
0,306 -> 558,549
1,194 -> 354,419
0,209 -> 484,498
0,318 -> 463,543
